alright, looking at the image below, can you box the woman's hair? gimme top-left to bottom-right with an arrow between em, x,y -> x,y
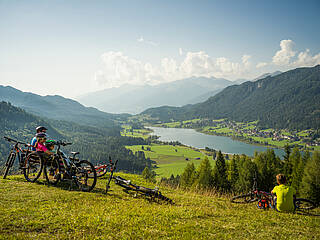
276,174 -> 286,184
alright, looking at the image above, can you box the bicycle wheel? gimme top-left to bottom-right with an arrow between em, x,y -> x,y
138,187 -> 173,204
231,193 -> 258,203
295,198 -> 317,210
43,156 -> 61,185
74,160 -> 97,192
3,151 -> 16,179
23,152 -> 43,182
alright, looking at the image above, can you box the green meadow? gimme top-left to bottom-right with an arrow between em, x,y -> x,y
126,144 -> 208,178
121,125 -> 152,139
1,175 -> 319,239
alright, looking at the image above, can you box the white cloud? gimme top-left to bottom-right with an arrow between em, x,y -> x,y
97,51 -> 153,87
95,40 -> 319,88
96,50 -> 253,87
242,55 -> 251,69
292,49 -> 320,67
272,39 -> 296,65
179,48 -> 184,56
260,39 -> 320,69
256,62 -> 268,68
137,36 -> 158,46
137,36 -> 144,42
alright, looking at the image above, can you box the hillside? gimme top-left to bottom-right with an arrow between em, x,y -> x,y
0,85 -> 128,128
0,101 -> 62,162
142,65 -> 320,130
0,175 -> 319,239
0,102 -> 152,173
77,77 -> 233,114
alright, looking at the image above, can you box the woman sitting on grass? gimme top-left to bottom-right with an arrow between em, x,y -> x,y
35,132 -> 54,156
271,174 -> 296,212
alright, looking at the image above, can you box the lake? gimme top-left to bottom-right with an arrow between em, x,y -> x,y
149,127 -> 285,157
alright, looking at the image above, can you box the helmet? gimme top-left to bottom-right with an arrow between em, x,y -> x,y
45,139 -> 56,147
36,126 -> 47,133
36,132 -> 47,139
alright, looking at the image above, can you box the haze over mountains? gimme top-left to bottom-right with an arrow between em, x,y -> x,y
142,65 -> 320,130
77,77 -> 234,114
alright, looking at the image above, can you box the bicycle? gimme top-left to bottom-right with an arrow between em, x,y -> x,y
2,136 -> 34,179
231,178 -> 317,212
92,158 -> 113,178
105,158 -> 173,204
42,140 -> 97,192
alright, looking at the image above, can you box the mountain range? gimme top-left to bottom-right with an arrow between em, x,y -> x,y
77,77 -> 234,114
252,71 -> 282,81
142,65 -> 320,130
0,85 -> 127,129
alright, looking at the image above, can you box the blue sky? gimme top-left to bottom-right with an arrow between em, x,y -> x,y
0,0 -> 319,98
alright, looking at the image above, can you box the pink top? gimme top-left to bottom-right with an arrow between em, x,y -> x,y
36,142 -> 48,152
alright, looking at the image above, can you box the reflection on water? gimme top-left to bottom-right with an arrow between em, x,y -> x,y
149,127 -> 284,157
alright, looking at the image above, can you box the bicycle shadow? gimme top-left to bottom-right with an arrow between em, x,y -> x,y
296,209 -> 320,217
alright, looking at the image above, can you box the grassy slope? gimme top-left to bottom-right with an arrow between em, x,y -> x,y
0,175 -> 320,239
126,144 -> 206,178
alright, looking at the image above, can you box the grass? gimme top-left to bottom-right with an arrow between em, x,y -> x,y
121,126 -> 152,139
0,175 -> 320,239
126,144 -> 207,178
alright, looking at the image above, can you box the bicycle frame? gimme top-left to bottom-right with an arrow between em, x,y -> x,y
105,158 -> 173,204
3,136 -> 31,175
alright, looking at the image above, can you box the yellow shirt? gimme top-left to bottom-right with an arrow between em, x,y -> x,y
272,184 -> 296,212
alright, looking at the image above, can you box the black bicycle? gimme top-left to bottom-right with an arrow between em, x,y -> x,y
2,136 -> 32,179
106,159 -> 173,204
43,141 -> 97,192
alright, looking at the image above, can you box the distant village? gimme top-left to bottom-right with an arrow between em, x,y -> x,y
165,119 -> 320,149
207,120 -> 320,148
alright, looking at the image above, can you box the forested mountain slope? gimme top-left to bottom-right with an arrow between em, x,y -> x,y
0,102 -> 152,172
0,85 -> 128,128
142,65 -> 320,130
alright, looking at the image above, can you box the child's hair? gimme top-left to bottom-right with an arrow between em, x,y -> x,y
276,174 -> 286,184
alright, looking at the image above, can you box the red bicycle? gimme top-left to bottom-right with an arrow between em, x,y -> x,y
92,157 -> 114,178
231,178 -> 317,212
231,178 -> 274,209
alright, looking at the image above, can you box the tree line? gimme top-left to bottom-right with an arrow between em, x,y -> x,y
160,146 -> 320,204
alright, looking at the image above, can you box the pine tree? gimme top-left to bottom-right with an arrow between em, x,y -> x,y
142,166 -> 156,183
180,163 -> 196,188
194,156 -> 213,189
212,151 -> 229,191
236,155 -> 257,192
290,147 -> 301,189
283,144 -> 292,177
300,151 -> 320,204
228,154 -> 239,191
254,149 -> 281,191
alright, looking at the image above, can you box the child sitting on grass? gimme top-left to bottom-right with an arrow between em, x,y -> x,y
271,174 -> 296,212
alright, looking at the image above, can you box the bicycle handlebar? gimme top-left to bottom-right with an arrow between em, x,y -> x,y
55,140 -> 72,146
3,136 -> 30,147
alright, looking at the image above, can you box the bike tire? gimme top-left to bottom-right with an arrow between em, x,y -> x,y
23,152 -> 43,183
231,193 -> 258,204
295,198 -> 317,210
3,151 -> 15,179
43,156 -> 61,185
74,160 -> 97,192
137,186 -> 173,204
